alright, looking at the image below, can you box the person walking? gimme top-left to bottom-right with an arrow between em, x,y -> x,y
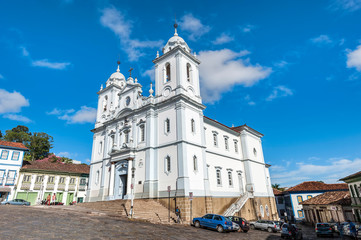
52,193 -> 56,205
46,194 -> 51,206
348,220 -> 357,240
336,222 -> 344,239
175,206 -> 181,223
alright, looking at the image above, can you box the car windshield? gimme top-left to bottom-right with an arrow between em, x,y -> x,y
225,217 -> 232,221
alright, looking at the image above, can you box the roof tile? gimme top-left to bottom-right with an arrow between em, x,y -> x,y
286,181 -> 348,193
0,140 -> 28,150
21,160 -> 90,174
300,191 -> 351,205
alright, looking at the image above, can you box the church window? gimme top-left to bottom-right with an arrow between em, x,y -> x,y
228,171 -> 233,187
191,119 -> 195,133
213,133 -> 218,147
98,141 -> 103,154
140,125 -> 145,142
253,148 -> 257,157
165,118 -> 170,134
165,156 -> 171,173
165,63 -> 171,82
125,131 -> 129,143
234,140 -> 238,153
103,96 -> 108,111
193,156 -> 198,171
260,205 -> 264,218
186,63 -> 191,82
224,137 -> 229,150
216,169 -> 222,186
110,135 -> 115,147
95,170 -> 100,185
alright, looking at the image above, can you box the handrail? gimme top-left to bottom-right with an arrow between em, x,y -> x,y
223,192 -> 253,216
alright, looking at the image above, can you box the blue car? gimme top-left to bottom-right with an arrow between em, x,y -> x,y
193,214 -> 233,233
1,199 -> 31,206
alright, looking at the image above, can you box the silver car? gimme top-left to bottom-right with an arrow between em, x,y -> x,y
250,220 -> 281,232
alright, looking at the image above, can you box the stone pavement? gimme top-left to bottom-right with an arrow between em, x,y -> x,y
0,205 -> 347,239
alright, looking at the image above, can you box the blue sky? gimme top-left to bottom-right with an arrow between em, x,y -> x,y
1,0 -> 361,186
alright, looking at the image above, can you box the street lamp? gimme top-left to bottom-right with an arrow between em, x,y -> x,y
130,167 -> 136,218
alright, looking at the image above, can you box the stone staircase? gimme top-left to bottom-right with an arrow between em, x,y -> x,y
223,191 -> 253,216
79,199 -> 179,225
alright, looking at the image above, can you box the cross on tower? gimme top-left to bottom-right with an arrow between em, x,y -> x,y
128,67 -> 134,77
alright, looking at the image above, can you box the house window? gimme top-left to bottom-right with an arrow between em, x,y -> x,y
213,133 -> 218,147
193,156 -> 198,171
165,156 -> 171,173
23,175 -> 31,182
11,151 -> 20,160
35,176 -> 43,183
165,63 -> 171,82
191,119 -> 195,133
48,176 -> 54,183
0,170 -> 5,185
297,195 -> 303,204
1,150 -> 9,160
224,137 -> 229,150
298,210 -> 304,218
234,141 -> 238,153
228,171 -> 233,187
186,63 -> 191,82
59,177 -> 65,184
70,178 -> 75,184
5,170 -> 16,185
307,195 -> 312,200
350,185 -> 355,197
165,119 -> 170,134
216,169 -> 222,186
277,197 -> 284,204
80,178 -> 87,185
140,125 -> 145,142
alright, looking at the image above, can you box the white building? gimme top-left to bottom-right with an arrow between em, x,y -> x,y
0,140 -> 28,202
87,25 -> 278,220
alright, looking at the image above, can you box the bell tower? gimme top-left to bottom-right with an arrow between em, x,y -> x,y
152,23 -> 202,104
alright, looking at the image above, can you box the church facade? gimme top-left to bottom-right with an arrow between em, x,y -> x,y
86,26 -> 278,221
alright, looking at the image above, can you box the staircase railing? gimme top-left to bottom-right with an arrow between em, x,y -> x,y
223,191 -> 253,216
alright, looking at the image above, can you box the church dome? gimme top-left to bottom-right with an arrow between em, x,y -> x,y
106,64 -> 126,88
163,24 -> 191,54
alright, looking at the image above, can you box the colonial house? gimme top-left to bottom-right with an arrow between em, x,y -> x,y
86,24 -> 278,221
273,188 -> 286,220
301,191 -> 354,225
281,181 -> 348,222
15,159 -> 90,205
0,140 -> 28,202
340,171 -> 361,222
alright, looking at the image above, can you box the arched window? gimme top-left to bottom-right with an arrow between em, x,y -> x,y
166,63 -> 171,82
140,125 -> 145,142
186,63 -> 191,82
228,171 -> 233,186
95,170 -> 100,185
213,133 -> 218,146
224,137 -> 229,150
191,119 -> 195,133
234,140 -> 238,153
103,96 -> 108,111
165,156 -> 171,173
98,141 -> 103,154
216,169 -> 222,186
165,118 -> 170,133
193,156 -> 198,171
124,131 -> 129,143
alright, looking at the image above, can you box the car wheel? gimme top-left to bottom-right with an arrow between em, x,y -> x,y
5,203 -> 10,205
267,227 -> 273,233
250,225 -> 255,230
217,225 -> 224,233
194,221 -> 200,228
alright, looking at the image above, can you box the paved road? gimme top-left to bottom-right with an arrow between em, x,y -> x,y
0,205 -> 347,240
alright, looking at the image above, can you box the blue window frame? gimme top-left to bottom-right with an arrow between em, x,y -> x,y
297,195 -> 303,204
298,210 -> 304,218
0,169 -> 5,185
11,151 -> 20,161
307,195 -> 312,200
5,170 -> 16,186
1,150 -> 9,160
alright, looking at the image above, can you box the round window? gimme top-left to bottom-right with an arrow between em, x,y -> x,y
126,96 -> 131,106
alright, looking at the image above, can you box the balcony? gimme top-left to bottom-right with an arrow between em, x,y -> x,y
57,184 -> 65,191
33,183 -> 42,190
79,185 -> 86,191
351,197 -> 361,206
5,178 -> 15,186
20,182 -> 31,190
46,184 -> 54,190
68,184 -> 75,191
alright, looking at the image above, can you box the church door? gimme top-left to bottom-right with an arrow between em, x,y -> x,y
238,173 -> 244,194
118,175 -> 127,199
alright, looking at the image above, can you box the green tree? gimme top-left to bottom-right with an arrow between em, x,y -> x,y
27,132 -> 54,160
3,125 -> 31,146
272,183 -> 281,189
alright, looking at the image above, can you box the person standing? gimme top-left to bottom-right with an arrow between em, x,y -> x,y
336,222 -> 344,240
348,220 -> 357,240
46,194 -> 51,206
175,206 -> 181,223
52,193 -> 56,205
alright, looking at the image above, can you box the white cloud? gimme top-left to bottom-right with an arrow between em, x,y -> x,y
310,35 -> 333,45
100,7 -> 163,61
3,114 -> 32,123
32,59 -> 71,70
51,106 -> 96,124
212,33 -> 234,45
308,156 -> 321,161
19,46 -> 29,56
244,95 -> 256,106
0,89 -> 29,114
329,0 -> 361,12
179,13 -> 211,41
142,68 -> 155,82
274,60 -> 289,68
266,85 -> 293,101
347,44 -> 361,71
198,49 -> 271,103
241,24 -> 255,33
271,157 -> 361,186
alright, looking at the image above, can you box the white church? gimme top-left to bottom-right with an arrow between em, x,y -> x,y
86,24 -> 277,221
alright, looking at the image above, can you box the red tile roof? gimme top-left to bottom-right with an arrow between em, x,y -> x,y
286,181 -> 348,193
21,160 -> 90,174
0,140 -> 28,150
273,188 -> 284,196
340,171 -> 361,182
300,191 -> 351,206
